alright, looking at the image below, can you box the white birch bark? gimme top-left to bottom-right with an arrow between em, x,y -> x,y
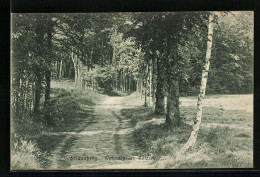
149,64 -> 152,106
77,58 -> 81,88
179,13 -> 214,154
31,81 -> 35,111
71,51 -> 78,86
144,64 -> 149,107
140,77 -> 143,100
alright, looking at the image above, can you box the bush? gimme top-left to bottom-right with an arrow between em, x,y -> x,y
132,123 -> 192,159
206,126 -> 230,144
11,135 -> 43,170
43,96 -> 81,126
151,137 -> 180,158
205,126 -> 233,153
12,113 -> 45,137
132,124 -> 166,154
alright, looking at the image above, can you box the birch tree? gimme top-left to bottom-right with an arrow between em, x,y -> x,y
180,13 -> 214,153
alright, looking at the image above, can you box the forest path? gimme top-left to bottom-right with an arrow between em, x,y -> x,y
48,94 -> 155,169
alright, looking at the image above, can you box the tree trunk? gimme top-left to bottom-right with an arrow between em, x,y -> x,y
152,57 -> 156,108
144,65 -> 149,107
120,70 -> 122,91
23,80 -> 27,112
82,76 -> 85,89
149,64 -> 152,106
71,52 -> 78,86
34,72 -> 41,113
165,33 -> 182,128
124,74 -> 127,92
140,77 -> 143,100
115,69 -> 118,91
14,75 -> 21,114
59,59 -> 63,81
144,86 -> 148,107
180,13 -> 214,154
34,19 -> 44,113
136,79 -> 139,93
55,61 -> 58,80
90,47 -> 93,70
45,71 -> 51,106
77,59 -> 81,89
31,81 -> 35,111
129,74 -> 131,92
27,81 -> 32,111
44,21 -> 53,117
86,80 -> 89,90
112,43 -> 118,91
155,57 -> 166,115
20,78 -> 25,114
77,60 -> 80,88
121,70 -> 123,91
122,73 -> 124,92
166,79 -> 181,127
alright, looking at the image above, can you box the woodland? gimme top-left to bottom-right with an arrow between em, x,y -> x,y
11,12 -> 253,169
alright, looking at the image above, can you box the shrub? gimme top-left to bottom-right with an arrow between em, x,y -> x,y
42,98 -> 63,126
205,126 -> 233,153
12,113 -> 45,137
11,135 -> 42,170
151,137 -> 180,158
206,126 -> 230,144
43,96 -> 81,126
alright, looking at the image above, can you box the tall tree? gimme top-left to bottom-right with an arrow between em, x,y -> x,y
44,17 -> 54,107
165,38 -> 181,127
34,16 -> 45,113
180,13 -> 214,153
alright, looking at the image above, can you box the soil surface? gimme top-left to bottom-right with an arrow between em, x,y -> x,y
42,94 -> 253,169
47,95 -> 155,169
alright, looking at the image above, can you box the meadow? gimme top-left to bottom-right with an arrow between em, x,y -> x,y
121,94 -> 253,168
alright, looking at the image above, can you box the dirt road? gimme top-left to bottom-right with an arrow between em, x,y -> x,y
48,95 -> 155,169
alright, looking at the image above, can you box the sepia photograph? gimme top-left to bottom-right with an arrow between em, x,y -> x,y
10,11 -> 253,170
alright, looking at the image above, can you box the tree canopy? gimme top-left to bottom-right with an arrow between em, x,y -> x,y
11,12 -> 253,126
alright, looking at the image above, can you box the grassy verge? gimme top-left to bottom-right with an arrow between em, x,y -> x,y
11,79 -> 106,169
121,107 -> 155,127
122,94 -> 253,168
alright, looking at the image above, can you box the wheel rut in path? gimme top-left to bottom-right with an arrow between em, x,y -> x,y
48,95 -> 154,169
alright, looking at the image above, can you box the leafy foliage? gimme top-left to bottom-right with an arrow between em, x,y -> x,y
11,12 -> 253,168
11,135 -> 43,169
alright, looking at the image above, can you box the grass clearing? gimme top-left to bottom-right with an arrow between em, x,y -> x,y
124,94 -> 253,168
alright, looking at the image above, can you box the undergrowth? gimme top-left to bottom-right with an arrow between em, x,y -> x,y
11,80 -> 105,170
126,103 -> 253,168
11,134 -> 44,170
132,123 -> 192,160
121,107 -> 154,127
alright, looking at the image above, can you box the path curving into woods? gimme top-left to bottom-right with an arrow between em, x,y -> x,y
47,95 -> 155,169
